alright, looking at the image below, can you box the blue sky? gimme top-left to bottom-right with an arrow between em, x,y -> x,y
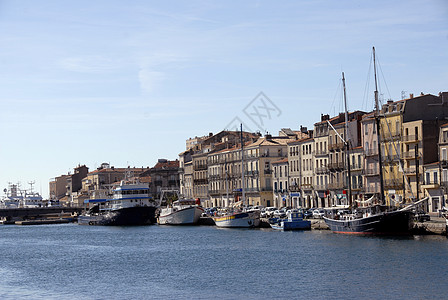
0,0 -> 447,197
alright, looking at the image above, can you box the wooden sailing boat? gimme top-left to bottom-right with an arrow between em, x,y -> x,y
213,124 -> 261,228
323,49 -> 415,234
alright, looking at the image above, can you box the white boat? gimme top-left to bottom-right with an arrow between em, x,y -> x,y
78,180 -> 159,226
158,199 -> 204,225
0,183 -> 21,208
1,182 -> 44,208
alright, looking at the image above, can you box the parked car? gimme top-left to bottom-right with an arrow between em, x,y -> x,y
304,209 -> 313,219
273,209 -> 287,218
313,209 -> 325,219
264,207 -> 277,218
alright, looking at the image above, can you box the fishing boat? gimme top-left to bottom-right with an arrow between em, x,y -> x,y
269,210 -> 311,231
78,180 -> 158,226
158,196 -> 204,225
214,209 -> 261,228
323,48 -> 415,235
213,124 -> 260,228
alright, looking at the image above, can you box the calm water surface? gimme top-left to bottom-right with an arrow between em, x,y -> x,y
0,224 -> 447,300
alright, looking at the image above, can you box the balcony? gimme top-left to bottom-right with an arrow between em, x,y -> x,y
315,166 -> 329,174
403,167 -> 417,175
313,149 -> 328,156
365,168 -> 379,176
384,179 -> 404,189
350,163 -> 363,172
264,169 -> 273,175
364,186 -> 379,193
328,142 -> 345,151
274,189 -> 288,194
365,148 -> 378,157
193,179 -> 208,185
289,185 -> 300,192
383,154 -> 400,162
327,162 -> 345,171
327,182 -> 345,190
441,160 -> 448,168
261,187 -> 273,192
168,180 -> 178,186
402,151 -> 420,160
208,189 -> 221,196
245,187 -> 260,193
301,183 -> 313,190
314,184 -> 328,191
245,170 -> 260,177
421,181 -> 439,189
193,164 -> 207,171
402,135 -> 418,143
351,183 -> 363,191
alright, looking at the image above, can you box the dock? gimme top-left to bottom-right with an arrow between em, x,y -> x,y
15,219 -> 71,225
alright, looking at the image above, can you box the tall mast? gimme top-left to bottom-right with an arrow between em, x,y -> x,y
240,124 -> 246,207
342,72 -> 352,207
373,47 -> 385,204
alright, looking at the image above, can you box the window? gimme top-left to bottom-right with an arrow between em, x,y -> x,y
433,172 -> 438,184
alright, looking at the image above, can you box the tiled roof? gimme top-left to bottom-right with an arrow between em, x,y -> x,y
152,160 -> 179,169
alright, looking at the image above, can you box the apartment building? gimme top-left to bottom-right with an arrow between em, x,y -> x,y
361,112 -> 381,198
327,111 -> 366,206
272,158 -> 289,208
379,92 -> 448,205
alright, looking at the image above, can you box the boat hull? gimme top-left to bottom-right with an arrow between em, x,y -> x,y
270,220 -> 311,231
323,210 -> 414,235
158,206 -> 203,225
213,211 -> 260,228
78,206 -> 157,226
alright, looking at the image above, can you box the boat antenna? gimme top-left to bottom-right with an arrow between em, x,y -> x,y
373,47 -> 386,205
241,123 -> 246,207
342,72 -> 352,207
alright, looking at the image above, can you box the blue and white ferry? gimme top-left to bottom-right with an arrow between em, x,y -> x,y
78,180 -> 159,226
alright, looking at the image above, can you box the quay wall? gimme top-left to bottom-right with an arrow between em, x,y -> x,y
0,207 -> 82,218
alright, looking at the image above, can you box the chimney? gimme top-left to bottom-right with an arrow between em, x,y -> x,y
321,114 -> 330,122
410,93 -> 414,99
209,132 -> 213,137
442,92 -> 448,104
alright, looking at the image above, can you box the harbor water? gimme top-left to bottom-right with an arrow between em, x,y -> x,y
1,224 -> 447,300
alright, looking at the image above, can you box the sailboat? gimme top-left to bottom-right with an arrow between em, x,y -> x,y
323,49 -> 415,235
213,124 -> 261,228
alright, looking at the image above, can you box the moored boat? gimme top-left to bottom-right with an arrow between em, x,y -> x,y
323,206 -> 414,235
270,210 -> 311,231
323,49 -> 415,235
158,199 -> 204,225
213,209 -> 260,228
78,180 -> 158,226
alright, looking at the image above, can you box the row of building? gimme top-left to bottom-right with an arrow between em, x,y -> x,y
49,160 -> 181,207
49,91 -> 448,216
179,92 -> 448,215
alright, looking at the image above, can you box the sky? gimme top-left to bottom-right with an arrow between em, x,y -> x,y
0,0 -> 447,198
